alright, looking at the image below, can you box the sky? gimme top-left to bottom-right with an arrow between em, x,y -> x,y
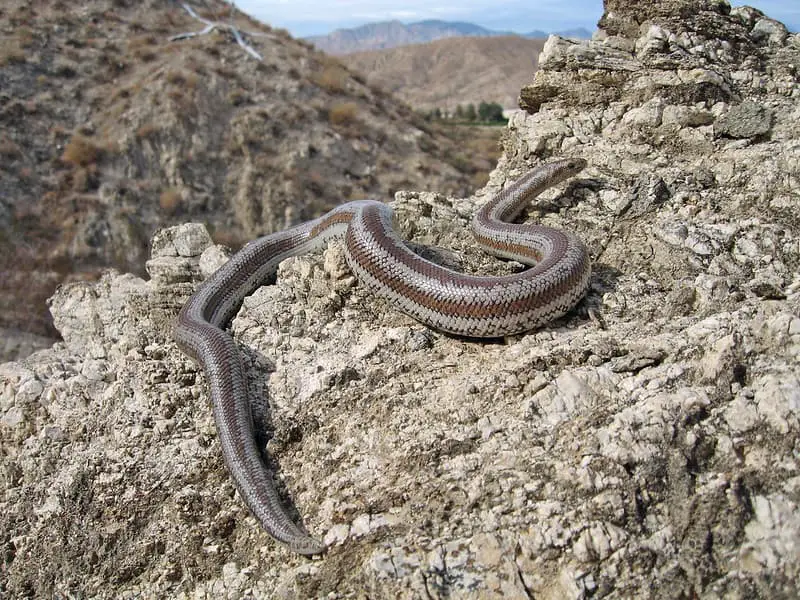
235,0 -> 799,37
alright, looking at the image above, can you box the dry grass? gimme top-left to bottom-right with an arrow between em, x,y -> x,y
159,188 -> 182,214
136,123 -> 160,139
53,56 -> 78,77
14,27 -> 35,48
0,43 -> 26,66
130,40 -> 158,62
166,69 -> 199,89
167,88 -> 195,113
0,136 -> 22,159
227,89 -> 248,106
313,63 -> 349,94
328,102 -> 359,126
128,34 -> 157,50
61,135 -> 100,167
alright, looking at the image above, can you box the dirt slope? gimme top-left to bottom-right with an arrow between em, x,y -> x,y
0,0 -> 487,357
342,35 -> 547,111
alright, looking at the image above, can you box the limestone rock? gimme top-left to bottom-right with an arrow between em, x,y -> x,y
2,0 -> 800,598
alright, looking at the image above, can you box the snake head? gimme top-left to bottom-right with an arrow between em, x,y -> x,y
563,157 -> 587,175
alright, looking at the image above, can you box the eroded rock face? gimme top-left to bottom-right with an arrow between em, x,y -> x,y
2,0 -> 799,598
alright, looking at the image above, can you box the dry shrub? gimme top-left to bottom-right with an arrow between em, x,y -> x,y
328,102 -> 359,126
313,64 -> 349,94
68,168 -> 88,191
214,64 -> 237,79
212,228 -> 247,249
198,5 -> 230,20
9,7 -> 34,27
53,56 -> 78,77
61,135 -> 100,167
136,123 -> 160,139
471,171 -> 490,189
110,86 -> 131,102
0,44 -> 26,66
0,137 -> 22,159
133,46 -> 158,62
228,89 -> 247,106
159,188 -> 182,214
15,27 -> 35,48
166,69 -> 199,89
167,88 -> 195,113
70,166 -> 100,192
128,34 -> 157,50
101,138 -> 120,154
0,244 -> 62,337
203,45 -> 221,59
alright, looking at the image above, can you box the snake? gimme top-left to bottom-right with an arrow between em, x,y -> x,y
174,157 -> 591,555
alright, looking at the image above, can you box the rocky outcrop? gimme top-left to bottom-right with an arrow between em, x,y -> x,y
2,0 -> 799,597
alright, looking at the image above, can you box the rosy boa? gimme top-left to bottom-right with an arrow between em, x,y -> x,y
174,158 -> 591,554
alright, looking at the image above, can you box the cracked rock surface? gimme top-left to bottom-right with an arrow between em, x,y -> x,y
2,0 -> 800,598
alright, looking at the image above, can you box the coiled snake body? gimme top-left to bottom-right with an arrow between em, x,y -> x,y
174,158 -> 591,554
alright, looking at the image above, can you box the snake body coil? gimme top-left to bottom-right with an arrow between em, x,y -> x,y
174,158 -> 591,555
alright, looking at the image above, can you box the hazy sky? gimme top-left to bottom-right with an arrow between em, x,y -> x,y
234,0 -> 799,37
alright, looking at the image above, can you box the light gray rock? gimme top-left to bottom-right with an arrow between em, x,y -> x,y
2,0 -> 800,598
750,18 -> 789,47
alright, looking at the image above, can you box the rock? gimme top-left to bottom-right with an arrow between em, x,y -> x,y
151,222 -> 214,258
0,327 -> 55,363
750,18 -> 789,47
713,99 -> 774,139
2,0 -> 800,598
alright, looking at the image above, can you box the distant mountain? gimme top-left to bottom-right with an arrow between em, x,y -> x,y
341,36 -> 547,111
306,19 -> 591,55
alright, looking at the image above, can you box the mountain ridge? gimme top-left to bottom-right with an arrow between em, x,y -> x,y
305,18 -> 591,54
340,36 -> 546,110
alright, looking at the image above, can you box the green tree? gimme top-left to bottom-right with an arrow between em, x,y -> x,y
478,101 -> 505,123
464,103 -> 477,122
478,102 -> 490,121
454,104 -> 464,120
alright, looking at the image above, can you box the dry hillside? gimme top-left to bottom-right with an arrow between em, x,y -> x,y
341,35 -> 547,111
0,0 -> 496,360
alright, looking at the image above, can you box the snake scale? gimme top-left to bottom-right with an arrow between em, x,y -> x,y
174,158 -> 591,555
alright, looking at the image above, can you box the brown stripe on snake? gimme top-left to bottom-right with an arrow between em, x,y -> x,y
174,157 -> 591,555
